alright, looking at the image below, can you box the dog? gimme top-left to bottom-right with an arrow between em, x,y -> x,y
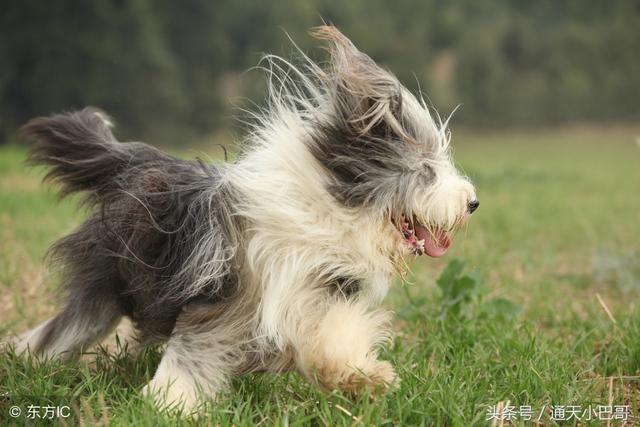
11,26 -> 478,411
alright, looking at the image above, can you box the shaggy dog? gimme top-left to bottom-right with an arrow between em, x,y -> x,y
12,26 -> 478,411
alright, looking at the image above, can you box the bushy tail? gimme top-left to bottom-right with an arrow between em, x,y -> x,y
22,107 -> 167,204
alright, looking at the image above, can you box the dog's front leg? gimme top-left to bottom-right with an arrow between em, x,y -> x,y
295,300 -> 397,394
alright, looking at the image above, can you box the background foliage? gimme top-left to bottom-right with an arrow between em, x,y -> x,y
2,0 -> 639,144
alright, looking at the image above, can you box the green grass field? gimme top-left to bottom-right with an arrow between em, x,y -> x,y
1,126 -> 640,426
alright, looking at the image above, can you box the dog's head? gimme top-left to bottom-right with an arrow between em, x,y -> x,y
304,26 -> 478,258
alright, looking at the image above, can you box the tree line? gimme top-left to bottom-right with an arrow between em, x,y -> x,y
2,0 -> 638,144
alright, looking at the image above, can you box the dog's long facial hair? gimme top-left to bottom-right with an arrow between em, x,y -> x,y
10,26 -> 477,412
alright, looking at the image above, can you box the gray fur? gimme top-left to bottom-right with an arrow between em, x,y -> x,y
306,27 -> 446,220
22,108 -> 241,341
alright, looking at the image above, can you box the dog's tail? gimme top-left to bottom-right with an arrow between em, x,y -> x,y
22,107 -> 168,204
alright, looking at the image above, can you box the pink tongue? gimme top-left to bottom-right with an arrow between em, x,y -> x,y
414,225 -> 451,258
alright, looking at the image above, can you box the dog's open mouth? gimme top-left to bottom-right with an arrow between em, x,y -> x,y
395,214 -> 452,257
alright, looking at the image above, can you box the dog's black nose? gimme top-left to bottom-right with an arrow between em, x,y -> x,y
468,199 -> 480,214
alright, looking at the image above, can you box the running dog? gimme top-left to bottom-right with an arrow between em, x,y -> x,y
13,26 -> 479,411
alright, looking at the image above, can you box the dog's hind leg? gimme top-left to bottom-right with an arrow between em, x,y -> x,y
142,304 -> 247,412
15,294 -> 122,361
12,212 -> 128,360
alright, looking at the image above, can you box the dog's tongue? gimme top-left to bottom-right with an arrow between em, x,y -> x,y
414,224 -> 451,257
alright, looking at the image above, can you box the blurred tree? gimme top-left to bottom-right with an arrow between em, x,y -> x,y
0,0 -> 188,143
1,0 -> 638,144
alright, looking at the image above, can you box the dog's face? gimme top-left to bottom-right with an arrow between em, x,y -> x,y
308,27 -> 478,258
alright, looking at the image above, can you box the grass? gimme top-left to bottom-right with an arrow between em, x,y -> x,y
1,125 -> 640,425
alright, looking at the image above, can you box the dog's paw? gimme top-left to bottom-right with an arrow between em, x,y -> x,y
315,359 -> 399,395
364,359 -> 399,390
142,378 -> 201,415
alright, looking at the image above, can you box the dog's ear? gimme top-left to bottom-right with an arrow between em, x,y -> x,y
311,25 -> 408,141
